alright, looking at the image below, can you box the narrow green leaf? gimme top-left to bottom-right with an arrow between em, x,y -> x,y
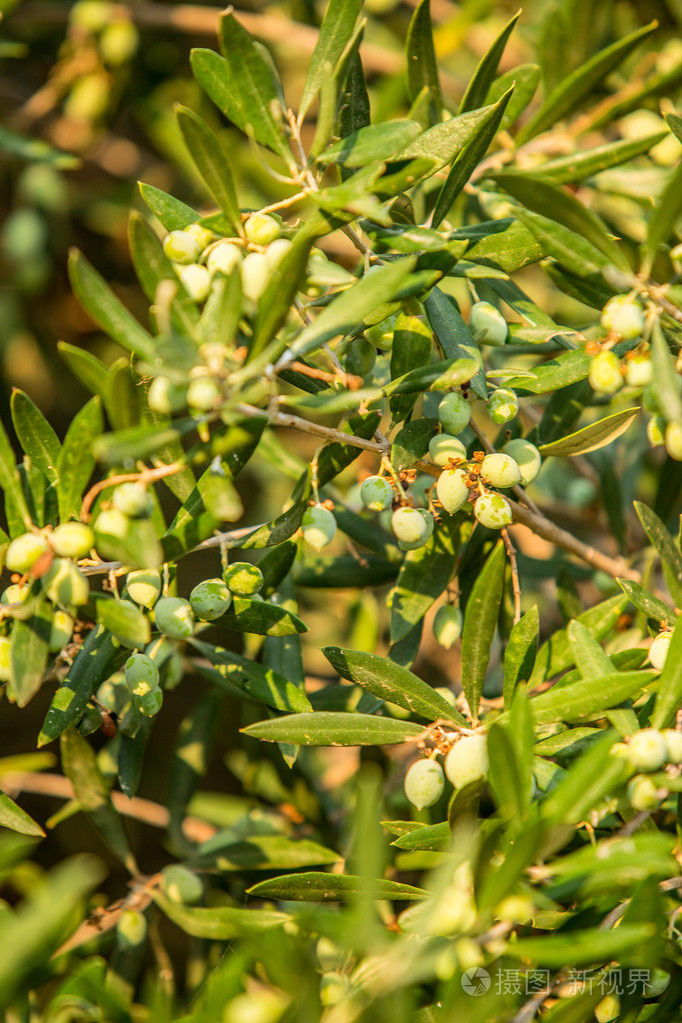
60,728 -> 135,871
538,408 -> 639,457
406,0 -> 441,124
617,579 -> 673,625
651,614 -> 682,729
55,397 -> 101,521
323,647 -> 464,723
503,604 -> 539,708
196,834 -> 340,871
138,181 -> 198,230
390,417 -> 437,470
634,501 -> 682,607
487,721 -> 527,821
191,639 -> 312,713
246,871 -> 428,902
320,120 -> 421,167
463,217 -> 545,274
432,87 -> 513,229
395,103 -> 502,169
213,596 -> 307,637
391,821 -> 450,851
643,158 -> 682,273
10,390 -> 60,484
250,234 -> 314,359
10,603 -> 51,708
166,691 -> 222,847
175,105 -> 241,236
0,124 -> 80,168
567,619 -> 612,679
515,207 -> 610,279
382,356 -> 480,397
0,793 -> 45,837
461,540 -> 506,720
459,10 -> 519,114
127,211 -> 199,332
0,417 -> 31,530
517,671 -> 655,726
424,287 -> 487,398
518,20 -> 657,142
299,0 -> 363,121
390,518 -> 460,643
336,32 -> 370,139
153,891 -> 289,937
529,594 -> 629,686
509,132 -> 667,184
38,625 -> 128,746
484,63 -> 540,132
242,711 -> 424,746
285,258 -> 417,362
191,17 -> 291,163
509,924 -> 656,969
490,172 -> 629,271
504,337 -> 638,395
650,320 -> 682,424
67,249 -> 156,361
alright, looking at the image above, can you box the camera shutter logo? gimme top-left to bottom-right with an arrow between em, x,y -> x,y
461,967 -> 491,996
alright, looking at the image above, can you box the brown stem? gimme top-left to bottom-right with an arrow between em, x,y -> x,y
501,526 -> 522,624
80,462 -> 184,521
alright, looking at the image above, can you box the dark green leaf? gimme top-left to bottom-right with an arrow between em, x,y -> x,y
127,211 -> 199,333
518,21 -> 657,142
242,711 -> 424,746
503,604 -> 539,708
538,407 -> 639,457
512,132 -> 668,184
323,647 -> 464,723
406,0 -> 441,124
461,540 -> 506,719
485,63 -> 540,132
166,691 -> 222,847
195,834 -> 340,871
510,924 -> 656,969
175,105 -> 241,235
320,122 -> 422,168
0,417 -> 31,531
10,390 -> 60,484
514,671 -> 655,726
68,249 -> 156,361
382,355 -> 480,396
299,0 -> 363,121
617,579 -> 673,625
391,417 -> 437,470
395,103 -> 503,169
57,342 -> 109,398
55,397 -> 101,521
390,517 -> 460,642
635,501 -> 682,607
424,287 -> 487,398
250,234 -> 315,359
138,181 -> 198,231
213,596 -> 307,637
505,337 -> 638,395
459,10 -> 519,114
94,598 -> 151,650
246,871 -> 428,901
644,160 -> 682,274
191,639 -> 312,713
153,891 -> 289,937
463,217 -> 545,274
9,603 -> 51,707
651,614 -> 682,729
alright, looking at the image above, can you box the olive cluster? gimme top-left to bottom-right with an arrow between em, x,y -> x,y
404,733 -> 489,810
611,726 -> 682,812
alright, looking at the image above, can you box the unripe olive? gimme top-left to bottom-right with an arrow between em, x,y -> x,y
187,376 -> 221,411
116,909 -> 147,949
438,392 -> 471,435
244,213 -> 281,246
45,559 -> 90,608
124,568 -> 161,609
240,251 -> 270,302
112,482 -> 152,519
487,388 -> 519,425
627,728 -> 668,771
365,322 -> 394,350
147,376 -> 187,415
264,237 -> 293,271
650,631 -> 672,670
398,509 -> 434,551
642,384 -> 662,414
626,774 -> 661,811
344,338 -> 375,377
93,508 -> 130,540
301,505 -> 336,551
100,19 -> 138,65
70,0 -> 115,32
0,636 -> 11,682
469,301 -> 508,346
502,439 -> 541,485
5,532 -> 50,573
176,263 -> 211,303
206,240 -> 243,276
163,229 -> 201,264
434,686 -> 457,707
662,729 -> 682,764
428,434 -> 467,467
391,506 -> 428,545
185,223 -> 214,252
436,467 -> 470,513
50,522 -> 94,560
49,610 -> 74,653
647,415 -> 666,446
588,350 -> 623,394
222,562 -> 264,596
360,475 -> 394,512
600,294 -> 644,340
473,493 -> 512,529
1,583 -> 29,605
319,971 -> 351,1006
432,605 -> 462,648
625,354 -> 653,388
444,734 -> 489,788
480,453 -> 521,489
154,597 -> 194,640
190,578 -> 232,620
64,72 -> 109,121
645,968 -> 671,998
404,758 -> 445,809
162,864 -> 203,904
665,421 -> 682,460
595,995 -> 620,1023
137,687 -> 163,717
124,652 -> 160,695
